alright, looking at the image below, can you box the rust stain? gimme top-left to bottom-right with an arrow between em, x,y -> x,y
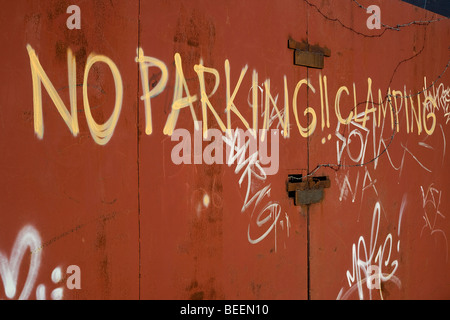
190,291 -> 204,300
96,217 -> 111,297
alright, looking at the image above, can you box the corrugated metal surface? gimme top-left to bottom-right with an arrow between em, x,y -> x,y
0,0 -> 448,300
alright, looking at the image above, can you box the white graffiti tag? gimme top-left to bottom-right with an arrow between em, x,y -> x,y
0,225 -> 42,299
338,199 -> 405,300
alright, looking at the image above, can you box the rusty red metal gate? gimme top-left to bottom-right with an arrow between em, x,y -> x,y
0,0 -> 449,301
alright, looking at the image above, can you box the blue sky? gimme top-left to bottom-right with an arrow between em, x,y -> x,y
401,0 -> 450,17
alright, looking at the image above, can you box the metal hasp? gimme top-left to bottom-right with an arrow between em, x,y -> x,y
288,38 -> 331,69
287,175 -> 331,206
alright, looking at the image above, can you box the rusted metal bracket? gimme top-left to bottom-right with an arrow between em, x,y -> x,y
287,175 -> 331,206
288,38 -> 331,69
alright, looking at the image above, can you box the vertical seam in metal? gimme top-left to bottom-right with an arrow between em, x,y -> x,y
306,3 -> 311,301
136,0 -> 142,301
306,72 -> 311,301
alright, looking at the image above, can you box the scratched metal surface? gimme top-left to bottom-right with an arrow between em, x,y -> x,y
0,0 -> 449,300
138,0 -> 309,300
0,0 -> 140,299
307,0 -> 450,299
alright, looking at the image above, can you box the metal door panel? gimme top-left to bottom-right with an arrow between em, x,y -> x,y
0,0 -> 139,299
306,0 -> 450,299
138,0 -> 309,300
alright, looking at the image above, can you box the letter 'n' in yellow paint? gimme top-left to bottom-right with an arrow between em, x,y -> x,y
225,60 -> 250,132
409,94 -> 422,135
26,44 -> 79,139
